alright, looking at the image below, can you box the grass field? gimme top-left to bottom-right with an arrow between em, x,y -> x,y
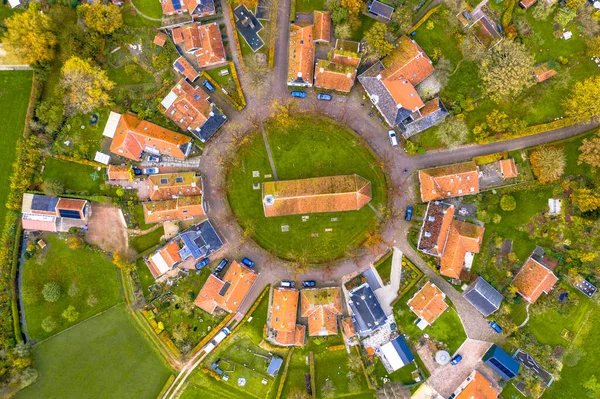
130,226 -> 165,253
16,304 -> 172,399
0,70 -> 32,230
227,115 -> 387,263
21,234 -> 122,340
107,62 -> 156,86
41,158 -> 114,196
131,0 -> 164,19
295,0 -> 325,13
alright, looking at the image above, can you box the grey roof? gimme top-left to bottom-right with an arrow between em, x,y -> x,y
348,283 -> 387,337
463,277 -> 503,316
192,0 -> 215,16
233,4 -> 265,52
358,62 -> 400,127
400,98 -> 449,138
190,105 -> 227,142
178,220 -> 223,260
31,195 -> 59,212
266,356 -> 283,376
369,0 -> 394,19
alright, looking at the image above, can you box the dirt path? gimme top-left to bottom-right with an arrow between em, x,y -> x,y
85,204 -> 128,253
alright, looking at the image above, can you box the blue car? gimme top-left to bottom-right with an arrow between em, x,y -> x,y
202,80 -> 215,92
291,91 -> 306,98
489,321 -> 503,333
242,257 -> 255,268
450,355 -> 463,365
302,280 -> 316,288
196,258 -> 210,269
405,206 -> 413,221
317,93 -> 332,101
214,258 -> 228,274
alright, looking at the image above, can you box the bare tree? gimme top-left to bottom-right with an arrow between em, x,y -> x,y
376,382 -> 411,399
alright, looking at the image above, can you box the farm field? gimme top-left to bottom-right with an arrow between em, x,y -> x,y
0,70 -> 32,230
16,304 -> 172,399
21,234 -> 122,340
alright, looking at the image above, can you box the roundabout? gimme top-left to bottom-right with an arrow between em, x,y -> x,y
226,115 -> 388,264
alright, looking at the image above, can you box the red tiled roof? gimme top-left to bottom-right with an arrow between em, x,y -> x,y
419,162 -> 479,202
143,196 -> 205,224
288,24 -> 315,85
382,78 -> 424,112
162,79 -> 212,132
313,11 -> 331,43
109,113 -> 192,161
147,172 -> 202,201
270,288 -> 303,346
407,281 -> 448,325
440,220 -> 485,279
455,371 -> 499,399
173,56 -> 200,81
418,203 -> 456,256
519,0 -> 537,9
107,165 -> 132,181
300,288 -> 342,336
56,198 -> 86,212
499,159 -> 518,179
172,27 -> 184,44
154,32 -> 168,47
195,23 -> 226,68
381,36 -> 434,86
342,317 -> 356,337
313,61 -> 356,92
146,241 -> 182,278
194,274 -> 225,313
513,257 -> 558,304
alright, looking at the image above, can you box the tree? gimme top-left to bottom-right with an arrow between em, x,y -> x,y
35,99 -> 65,134
347,353 -> 363,371
500,194 -> 517,211
586,36 -> 600,57
554,6 -> 577,28
66,236 -> 83,250
390,5 -> 413,35
340,0 -> 362,15
364,22 -> 393,58
113,250 -> 136,272
577,7 -> 600,37
41,179 -> 64,197
2,3 -> 57,65
584,375 -> 600,398
334,23 -> 352,40
578,132 -> 600,171
61,305 -> 80,322
42,282 -> 61,302
288,389 -> 310,399
572,188 -> 600,212
567,0 -> 586,8
563,75 -> 600,122
321,380 -> 335,398
77,3 -> 123,35
331,0 -> 349,25
60,56 -> 115,115
87,294 -> 98,307
376,382 -> 411,399
435,118 -> 468,148
531,1 -> 555,20
530,145 -> 566,184
460,34 -> 486,62
479,40 -> 535,102
68,281 -> 79,297
41,316 -> 57,333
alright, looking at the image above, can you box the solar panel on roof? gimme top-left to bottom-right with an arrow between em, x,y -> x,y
193,94 -> 202,101
59,209 -> 82,219
218,281 -> 231,296
172,0 -> 182,11
174,61 -> 184,72
176,177 -> 184,183
160,178 -> 169,184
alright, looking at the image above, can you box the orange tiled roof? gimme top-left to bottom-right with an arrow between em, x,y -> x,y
314,60 -> 356,92
107,165 -> 132,181
181,23 -> 226,68
342,317 -> 356,337
381,36 -> 434,86
288,24 -> 315,84
174,56 -> 200,81
313,11 -> 331,43
407,281 -> 448,325
270,288 -> 303,346
418,202 -> 456,256
420,97 -> 442,116
147,172 -> 202,201
172,27 -> 184,44
143,196 -> 205,224
499,159 -> 518,179
194,260 -> 258,314
183,23 -> 202,51
300,288 -> 342,336
162,79 -> 212,132
440,220 -> 485,279
109,113 -> 192,161
382,79 -> 424,112
147,241 -> 182,278
294,324 -> 306,346
262,174 -> 371,217
418,162 -> 479,202
56,198 -> 86,212
519,0 -> 537,7
455,371 -> 499,399
154,32 -> 167,47
513,257 -> 558,304
331,48 -> 361,68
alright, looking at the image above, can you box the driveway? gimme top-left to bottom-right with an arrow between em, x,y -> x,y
85,204 -> 128,253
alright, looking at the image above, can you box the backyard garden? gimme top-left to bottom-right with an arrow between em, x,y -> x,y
227,114 -> 388,264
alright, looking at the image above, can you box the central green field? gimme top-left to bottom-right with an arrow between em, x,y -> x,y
0,70 -> 32,231
227,115 -> 387,263
16,304 -> 172,399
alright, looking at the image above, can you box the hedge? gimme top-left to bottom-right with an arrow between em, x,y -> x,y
158,330 -> 180,354
501,0 -> 517,29
200,68 -> 245,111
309,351 -> 316,398
26,190 -> 114,204
327,345 -> 345,351
11,222 -> 23,344
290,0 -> 296,22
228,62 -> 247,108
52,154 -> 105,169
275,348 -> 295,399
410,4 -> 442,33
268,0 -> 279,68
393,257 -> 424,304
227,4 -> 247,72
477,117 -> 577,144
472,151 -> 508,165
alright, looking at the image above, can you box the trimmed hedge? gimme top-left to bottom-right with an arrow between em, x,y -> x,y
478,117 -> 576,144
472,151 -> 508,165
10,222 -> 23,345
227,4 -> 247,72
410,4 -> 442,33
275,348 -> 295,399
52,154 -> 105,168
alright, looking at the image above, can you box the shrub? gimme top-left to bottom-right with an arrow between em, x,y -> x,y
41,316 -> 57,332
42,282 -> 61,302
500,195 -> 517,211
61,305 -> 80,322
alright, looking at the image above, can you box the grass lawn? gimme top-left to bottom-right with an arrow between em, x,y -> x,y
53,108 -> 110,161
107,61 -> 156,86
41,158 -> 113,196
350,13 -> 376,41
16,304 -> 172,399
136,258 -> 155,298
206,64 -> 233,86
131,0 -> 164,19
375,251 -> 393,285
130,226 -> 165,253
295,0 -> 325,13
372,356 -> 419,386
0,70 -> 32,230
393,281 -> 467,354
133,203 -> 156,231
21,234 -> 123,340
227,115 -> 387,264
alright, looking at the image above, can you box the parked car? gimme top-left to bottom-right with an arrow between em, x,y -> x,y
489,321 -> 503,333
388,130 -> 398,146
147,155 -> 161,163
196,258 -> 210,269
291,91 -> 307,98
450,355 -> 463,365
142,167 -> 159,175
214,258 -> 228,274
302,280 -> 316,288
281,280 -> 295,288
242,257 -> 255,268
317,93 -> 332,101
133,167 -> 142,176
202,80 -> 215,92
405,206 -> 413,221
368,112 -> 374,118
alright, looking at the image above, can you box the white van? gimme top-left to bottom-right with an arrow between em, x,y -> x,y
388,130 -> 398,146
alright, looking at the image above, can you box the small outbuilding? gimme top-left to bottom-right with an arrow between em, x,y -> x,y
266,356 -> 283,377
463,277 -> 503,316
483,345 -> 520,380
368,0 -> 394,19
380,336 -> 415,372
